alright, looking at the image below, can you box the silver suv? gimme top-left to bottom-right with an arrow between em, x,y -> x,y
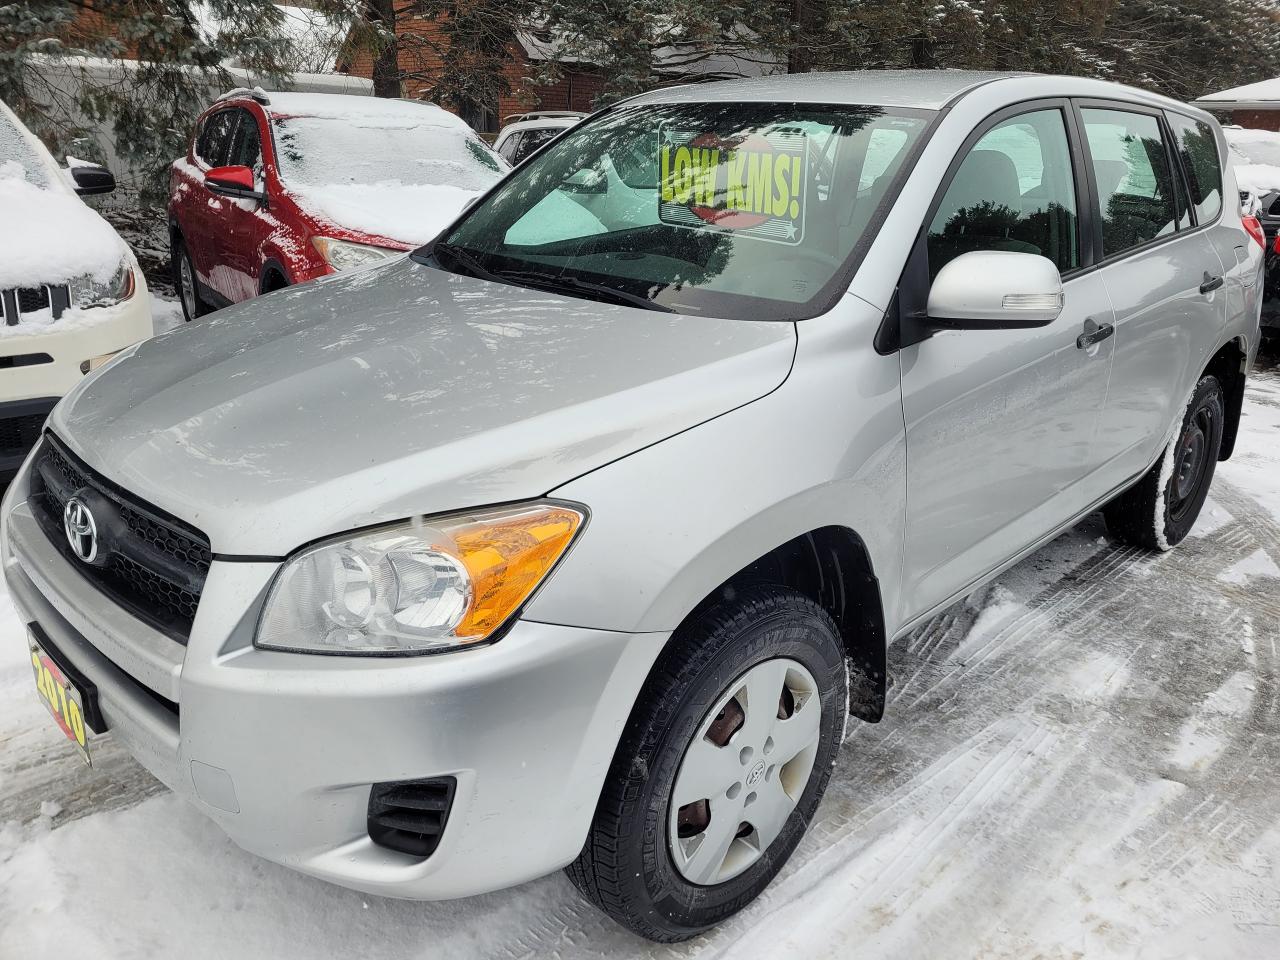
4,71 -> 1263,941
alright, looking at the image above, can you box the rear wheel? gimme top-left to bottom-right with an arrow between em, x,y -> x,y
1103,375 -> 1224,550
566,586 -> 848,941
172,237 -> 207,322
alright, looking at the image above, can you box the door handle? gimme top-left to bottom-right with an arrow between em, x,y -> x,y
1199,272 -> 1224,294
1077,320 -> 1115,350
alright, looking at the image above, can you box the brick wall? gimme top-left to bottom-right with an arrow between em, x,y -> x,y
1231,109 -> 1280,133
339,9 -> 602,132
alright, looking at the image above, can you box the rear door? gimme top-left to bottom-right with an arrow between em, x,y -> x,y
900,102 -> 1117,619
1078,103 -> 1227,479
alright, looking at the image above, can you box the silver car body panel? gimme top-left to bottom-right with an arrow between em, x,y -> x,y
4,71 -> 1263,899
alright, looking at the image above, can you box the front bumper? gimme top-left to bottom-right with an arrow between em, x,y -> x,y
2,468 -> 665,899
0,276 -> 152,474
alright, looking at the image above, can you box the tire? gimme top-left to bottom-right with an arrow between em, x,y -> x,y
172,236 -> 208,322
1103,374 -> 1224,551
566,585 -> 849,942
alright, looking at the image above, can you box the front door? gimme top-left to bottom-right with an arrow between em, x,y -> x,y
900,104 -> 1116,623
220,108 -> 268,303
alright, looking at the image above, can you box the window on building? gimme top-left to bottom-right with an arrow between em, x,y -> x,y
459,98 -> 499,136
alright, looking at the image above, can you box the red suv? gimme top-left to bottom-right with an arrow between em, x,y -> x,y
168,89 -> 507,322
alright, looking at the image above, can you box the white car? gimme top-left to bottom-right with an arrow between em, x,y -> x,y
0,101 -> 151,476
493,111 -> 585,165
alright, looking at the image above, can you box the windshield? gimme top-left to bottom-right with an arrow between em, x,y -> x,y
435,101 -> 931,319
0,110 -> 52,189
272,114 -> 505,191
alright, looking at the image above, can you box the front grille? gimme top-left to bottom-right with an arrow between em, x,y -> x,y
367,777 -> 456,859
1,285 -> 67,325
16,287 -> 50,313
29,434 -> 212,642
0,413 -> 49,456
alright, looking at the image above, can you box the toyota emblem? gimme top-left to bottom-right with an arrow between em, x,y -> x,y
63,497 -> 98,563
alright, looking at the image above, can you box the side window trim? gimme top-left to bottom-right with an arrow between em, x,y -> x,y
1070,97 -> 1209,268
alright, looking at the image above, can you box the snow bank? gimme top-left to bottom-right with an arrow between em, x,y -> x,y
0,173 -> 124,289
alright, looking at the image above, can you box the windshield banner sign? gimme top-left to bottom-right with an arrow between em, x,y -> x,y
658,125 -> 808,244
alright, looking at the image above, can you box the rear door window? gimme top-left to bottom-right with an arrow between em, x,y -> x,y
928,108 -> 1080,278
1166,113 -> 1223,223
1081,108 -> 1181,256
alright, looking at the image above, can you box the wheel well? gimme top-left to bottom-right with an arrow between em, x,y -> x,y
260,266 -> 289,293
685,527 -> 888,722
1205,338 -> 1247,460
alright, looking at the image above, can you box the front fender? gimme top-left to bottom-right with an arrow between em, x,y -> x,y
527,297 -> 908,641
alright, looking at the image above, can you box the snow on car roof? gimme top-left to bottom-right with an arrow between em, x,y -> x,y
262,93 -> 471,130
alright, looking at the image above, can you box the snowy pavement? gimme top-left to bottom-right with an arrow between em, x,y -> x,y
2,348 -> 1279,959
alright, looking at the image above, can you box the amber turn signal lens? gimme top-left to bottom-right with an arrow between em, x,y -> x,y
444,505 -> 584,640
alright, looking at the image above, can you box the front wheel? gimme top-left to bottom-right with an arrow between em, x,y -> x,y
566,586 -> 848,942
172,237 -> 208,322
1103,374 -> 1224,550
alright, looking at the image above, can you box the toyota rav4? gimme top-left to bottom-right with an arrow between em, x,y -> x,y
4,71 -> 1263,941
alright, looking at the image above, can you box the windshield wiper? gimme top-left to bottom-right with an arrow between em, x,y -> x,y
496,270 -> 676,314
432,242 -> 675,314
431,241 -> 505,285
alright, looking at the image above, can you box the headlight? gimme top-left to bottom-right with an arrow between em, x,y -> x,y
68,260 -> 134,308
256,502 -> 585,655
312,236 -> 401,271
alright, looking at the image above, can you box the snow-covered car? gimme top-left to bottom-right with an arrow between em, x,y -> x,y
168,90 -> 509,322
0,101 -> 151,479
1225,125 -> 1280,331
494,110 -> 586,165
3,72 -> 1265,941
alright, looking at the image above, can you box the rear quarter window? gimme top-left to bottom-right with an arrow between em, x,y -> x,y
1167,113 -> 1223,223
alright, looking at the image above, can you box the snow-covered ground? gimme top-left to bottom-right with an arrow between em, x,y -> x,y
2,348 -> 1279,958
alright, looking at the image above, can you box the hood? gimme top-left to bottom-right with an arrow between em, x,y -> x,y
0,167 -> 125,291
287,180 -> 479,247
51,258 -> 795,555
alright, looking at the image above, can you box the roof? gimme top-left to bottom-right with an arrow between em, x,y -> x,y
1193,77 -> 1280,111
245,92 -> 470,131
626,70 -> 1026,110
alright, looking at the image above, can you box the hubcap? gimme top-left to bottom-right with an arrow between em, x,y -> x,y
668,658 -> 822,886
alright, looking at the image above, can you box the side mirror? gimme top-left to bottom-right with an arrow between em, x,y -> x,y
560,168 -> 606,195
204,165 -> 266,203
927,250 -> 1064,329
68,163 -> 116,196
